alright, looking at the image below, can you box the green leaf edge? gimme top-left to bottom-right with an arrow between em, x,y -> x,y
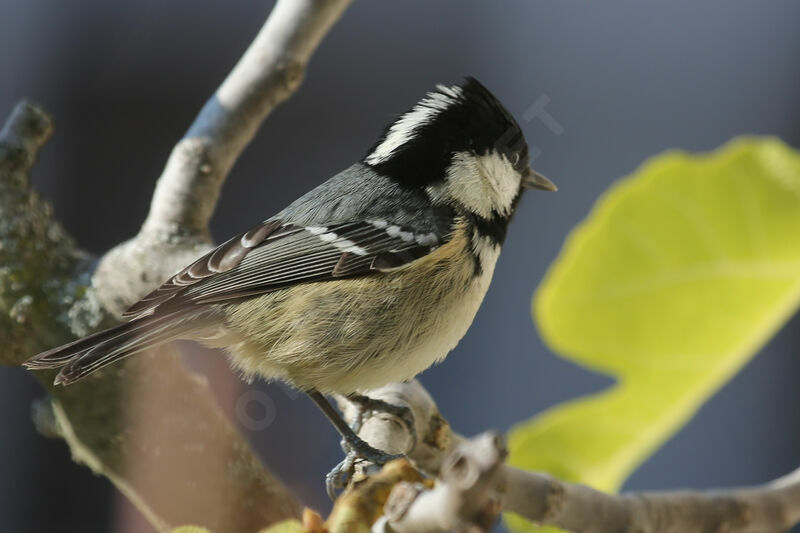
505,136 -> 800,533
535,136 -> 800,377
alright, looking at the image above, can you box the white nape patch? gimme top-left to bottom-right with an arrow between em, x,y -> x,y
365,84 -> 463,165
426,150 -> 521,218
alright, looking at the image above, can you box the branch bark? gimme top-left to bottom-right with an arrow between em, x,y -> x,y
338,381 -> 800,533
141,0 -> 352,240
1,0 -> 353,531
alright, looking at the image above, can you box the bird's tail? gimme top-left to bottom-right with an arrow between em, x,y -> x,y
24,311 -> 208,385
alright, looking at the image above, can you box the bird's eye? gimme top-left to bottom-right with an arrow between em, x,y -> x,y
510,153 -> 520,166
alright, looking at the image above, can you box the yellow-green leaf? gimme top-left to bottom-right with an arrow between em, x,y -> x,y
507,137 -> 800,531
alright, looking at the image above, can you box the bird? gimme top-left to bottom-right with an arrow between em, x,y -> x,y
25,77 -> 556,492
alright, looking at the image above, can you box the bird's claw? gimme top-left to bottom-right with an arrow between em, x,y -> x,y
324,393 -> 415,499
325,436 -> 402,500
326,454 -> 355,500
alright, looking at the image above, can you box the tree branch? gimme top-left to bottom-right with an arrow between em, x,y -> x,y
0,100 -> 84,367
2,0 -> 353,530
141,0 -> 352,239
0,97 -> 301,533
0,100 -> 53,166
502,464 -> 800,533
339,381 -> 800,533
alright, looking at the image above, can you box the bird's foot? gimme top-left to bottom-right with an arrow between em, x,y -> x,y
315,391 -> 417,499
325,433 -> 402,500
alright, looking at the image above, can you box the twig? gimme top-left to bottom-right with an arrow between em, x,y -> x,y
0,101 -> 82,367
95,0 -> 354,317
0,100 -> 53,167
342,381 -> 800,533
141,0 -> 352,239
502,465 -> 800,533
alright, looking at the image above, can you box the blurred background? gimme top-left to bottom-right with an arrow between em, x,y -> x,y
1,1 -> 799,532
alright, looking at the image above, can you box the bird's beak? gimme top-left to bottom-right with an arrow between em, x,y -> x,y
521,167 -> 557,191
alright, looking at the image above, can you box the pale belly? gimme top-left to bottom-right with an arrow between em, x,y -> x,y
211,229 -> 499,393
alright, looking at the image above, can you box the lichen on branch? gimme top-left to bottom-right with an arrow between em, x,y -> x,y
0,101 -> 93,367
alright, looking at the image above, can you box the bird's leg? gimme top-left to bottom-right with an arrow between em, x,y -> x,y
345,393 -> 417,450
306,390 -> 401,499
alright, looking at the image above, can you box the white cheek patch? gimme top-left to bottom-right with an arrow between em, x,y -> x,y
365,84 -> 463,165
427,150 -> 521,218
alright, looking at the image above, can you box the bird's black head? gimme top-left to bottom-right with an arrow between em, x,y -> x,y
364,77 -> 555,220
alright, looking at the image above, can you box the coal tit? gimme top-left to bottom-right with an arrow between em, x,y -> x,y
26,77 -> 556,482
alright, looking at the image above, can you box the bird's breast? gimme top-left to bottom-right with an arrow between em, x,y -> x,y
219,222 -> 500,393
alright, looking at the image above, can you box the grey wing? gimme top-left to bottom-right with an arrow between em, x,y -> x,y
123,218 -> 451,319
